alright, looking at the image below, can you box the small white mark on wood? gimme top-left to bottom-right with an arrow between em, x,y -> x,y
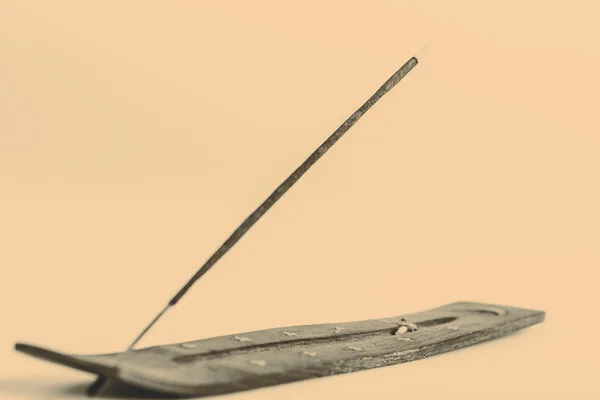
333,327 -> 346,333
396,337 -> 414,342
234,336 -> 252,342
180,343 -> 197,349
301,351 -> 318,357
281,331 -> 298,337
447,326 -> 460,331
345,345 -> 363,351
250,360 -> 267,367
391,348 -> 419,356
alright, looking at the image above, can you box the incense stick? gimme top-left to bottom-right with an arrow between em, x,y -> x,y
134,55 -> 418,348
87,54 -> 420,396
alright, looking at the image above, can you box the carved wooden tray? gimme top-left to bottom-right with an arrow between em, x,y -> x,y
15,301 -> 544,397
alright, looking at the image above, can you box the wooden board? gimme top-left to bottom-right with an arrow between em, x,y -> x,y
15,301 -> 544,397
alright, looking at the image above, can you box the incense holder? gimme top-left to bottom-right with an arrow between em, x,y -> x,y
15,301 -> 544,397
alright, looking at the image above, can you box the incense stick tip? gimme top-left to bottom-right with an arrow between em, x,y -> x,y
414,41 -> 432,61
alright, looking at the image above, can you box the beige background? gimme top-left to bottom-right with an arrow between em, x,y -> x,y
1,1 -> 598,399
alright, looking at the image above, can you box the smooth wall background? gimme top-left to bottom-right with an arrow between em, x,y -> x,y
1,1 -> 598,399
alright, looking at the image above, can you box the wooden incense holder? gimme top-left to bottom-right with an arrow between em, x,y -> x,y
15,301 -> 544,397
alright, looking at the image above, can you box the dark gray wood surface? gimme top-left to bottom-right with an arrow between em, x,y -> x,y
15,301 -> 544,397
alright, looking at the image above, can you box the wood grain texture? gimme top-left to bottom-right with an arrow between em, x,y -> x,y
15,301 -> 544,397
